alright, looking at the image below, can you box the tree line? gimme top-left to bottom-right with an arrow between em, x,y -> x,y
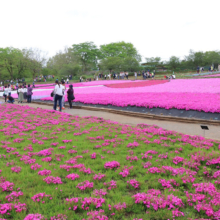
1,42 -> 220,81
147,50 -> 220,72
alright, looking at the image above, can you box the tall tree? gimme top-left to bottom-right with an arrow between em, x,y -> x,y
99,57 -> 122,73
122,57 -> 140,72
71,42 -> 101,73
204,51 -> 220,68
25,48 -> 47,80
185,50 -> 205,67
168,56 -> 180,70
100,41 -> 141,61
58,64 -> 81,77
0,47 -> 25,80
47,47 -> 76,73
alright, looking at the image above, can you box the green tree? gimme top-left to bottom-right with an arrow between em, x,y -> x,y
71,42 -> 101,73
58,64 -> 81,77
122,57 -> 140,72
25,48 -> 46,80
99,57 -> 122,73
185,50 -> 205,68
168,56 -> 180,70
47,47 -> 76,74
204,51 -> 220,68
100,41 -> 141,61
0,47 -> 27,80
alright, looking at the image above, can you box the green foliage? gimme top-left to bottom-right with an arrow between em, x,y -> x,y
122,57 -> 140,72
1,44 -> 220,81
71,42 -> 101,73
184,49 -> 220,69
145,57 -> 161,69
168,56 -> 180,70
0,47 -> 27,80
0,106 -> 219,219
100,41 -> 141,61
58,64 -> 81,77
99,57 -> 122,73
99,42 -> 141,72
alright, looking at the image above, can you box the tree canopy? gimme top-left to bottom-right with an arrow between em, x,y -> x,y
1,42 -> 220,81
71,42 -> 101,73
100,41 -> 141,61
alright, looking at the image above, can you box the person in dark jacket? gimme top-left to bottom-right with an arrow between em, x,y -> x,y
27,84 -> 33,103
67,84 -> 74,109
7,95 -> 14,104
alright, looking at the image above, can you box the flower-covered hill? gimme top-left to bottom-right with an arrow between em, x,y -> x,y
41,79 -> 220,113
0,104 -> 220,220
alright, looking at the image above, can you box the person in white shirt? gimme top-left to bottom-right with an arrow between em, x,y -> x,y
3,86 -> 9,102
134,72 -> 137,80
18,85 -> 24,103
23,86 -> 27,102
67,78 -> 69,84
6,85 -> 11,96
53,81 -> 63,112
61,81 -> 66,109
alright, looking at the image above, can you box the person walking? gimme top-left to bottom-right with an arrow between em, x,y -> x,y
27,84 -> 33,103
32,81 -> 35,88
53,81 -> 63,112
67,84 -> 74,109
61,81 -> 66,110
134,72 -> 137,80
18,85 -> 24,103
66,78 -> 69,84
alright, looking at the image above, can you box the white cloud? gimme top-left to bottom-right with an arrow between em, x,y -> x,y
1,0 -> 220,62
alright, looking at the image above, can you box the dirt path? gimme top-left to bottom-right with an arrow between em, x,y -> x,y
12,102 -> 220,141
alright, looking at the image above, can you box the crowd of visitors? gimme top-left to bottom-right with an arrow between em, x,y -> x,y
79,71 -> 156,82
2,83 -> 34,104
196,65 -> 220,74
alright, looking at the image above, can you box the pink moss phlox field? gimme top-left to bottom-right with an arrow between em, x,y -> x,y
1,104 -> 220,219
40,78 -> 220,113
104,161 -> 120,169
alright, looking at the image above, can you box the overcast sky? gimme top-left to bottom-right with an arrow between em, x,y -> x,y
1,0 -> 220,62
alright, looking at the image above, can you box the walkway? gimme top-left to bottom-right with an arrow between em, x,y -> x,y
14,102 -> 220,141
